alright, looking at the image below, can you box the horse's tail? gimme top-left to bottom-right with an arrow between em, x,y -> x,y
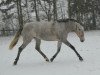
9,28 -> 23,50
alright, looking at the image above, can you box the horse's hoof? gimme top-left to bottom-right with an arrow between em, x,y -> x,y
13,61 -> 17,65
45,58 -> 49,62
50,58 -> 54,62
46,59 -> 49,62
79,57 -> 83,61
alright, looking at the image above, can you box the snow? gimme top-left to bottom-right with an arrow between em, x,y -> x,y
0,30 -> 100,75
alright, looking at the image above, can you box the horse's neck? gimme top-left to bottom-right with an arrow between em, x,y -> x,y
65,22 -> 75,32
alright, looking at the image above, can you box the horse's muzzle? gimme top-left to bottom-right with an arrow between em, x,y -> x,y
81,40 -> 84,42
80,37 -> 85,42
80,39 -> 85,42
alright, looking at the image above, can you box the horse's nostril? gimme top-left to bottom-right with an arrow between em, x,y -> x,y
81,40 -> 84,42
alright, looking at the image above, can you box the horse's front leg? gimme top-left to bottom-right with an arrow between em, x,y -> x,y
50,41 -> 62,62
35,38 -> 49,62
62,40 -> 83,61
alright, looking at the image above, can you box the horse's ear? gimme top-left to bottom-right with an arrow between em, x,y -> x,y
76,24 -> 78,30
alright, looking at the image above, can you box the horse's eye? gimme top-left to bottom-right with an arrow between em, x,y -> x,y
79,29 -> 81,31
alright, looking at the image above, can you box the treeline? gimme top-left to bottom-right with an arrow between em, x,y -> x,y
0,0 -> 100,36
68,0 -> 100,30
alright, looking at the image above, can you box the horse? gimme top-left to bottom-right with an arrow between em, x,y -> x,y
9,18 -> 85,65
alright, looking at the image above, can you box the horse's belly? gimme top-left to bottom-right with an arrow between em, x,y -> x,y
37,35 -> 59,41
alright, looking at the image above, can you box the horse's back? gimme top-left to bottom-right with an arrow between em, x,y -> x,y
22,21 -> 53,38
24,21 -> 53,28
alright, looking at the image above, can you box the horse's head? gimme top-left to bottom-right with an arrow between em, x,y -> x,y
74,22 -> 85,42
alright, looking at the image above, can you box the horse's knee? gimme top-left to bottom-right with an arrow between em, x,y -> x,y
35,42 -> 40,50
18,44 -> 25,53
19,46 -> 22,50
35,45 -> 40,51
57,48 -> 60,53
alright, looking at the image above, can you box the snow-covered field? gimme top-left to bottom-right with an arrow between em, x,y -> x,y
0,30 -> 100,75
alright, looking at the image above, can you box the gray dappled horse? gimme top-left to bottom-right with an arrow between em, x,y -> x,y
9,19 -> 85,65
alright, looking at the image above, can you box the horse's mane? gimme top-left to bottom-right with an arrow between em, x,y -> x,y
57,18 -> 78,23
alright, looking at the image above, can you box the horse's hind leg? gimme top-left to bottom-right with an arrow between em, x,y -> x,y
62,40 -> 83,61
50,41 -> 62,62
35,38 -> 49,62
13,40 -> 31,65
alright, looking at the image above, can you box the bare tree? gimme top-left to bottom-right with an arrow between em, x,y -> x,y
53,0 -> 57,21
38,0 -> 52,21
34,0 -> 40,21
16,0 -> 23,29
67,0 -> 71,18
25,0 -> 30,22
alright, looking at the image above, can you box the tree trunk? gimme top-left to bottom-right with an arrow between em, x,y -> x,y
67,0 -> 71,18
34,0 -> 40,21
17,0 -> 23,29
53,0 -> 57,21
25,0 -> 30,22
47,0 -> 52,21
91,1 -> 96,29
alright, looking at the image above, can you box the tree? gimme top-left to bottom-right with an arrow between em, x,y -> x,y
34,0 -> 40,21
16,0 -> 23,29
68,0 -> 71,18
67,0 -> 100,30
53,0 -> 57,21
0,0 -> 15,35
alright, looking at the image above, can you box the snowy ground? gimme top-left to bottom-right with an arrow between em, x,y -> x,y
0,30 -> 100,75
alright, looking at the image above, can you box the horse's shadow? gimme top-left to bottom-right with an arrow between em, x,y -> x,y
14,58 -> 83,68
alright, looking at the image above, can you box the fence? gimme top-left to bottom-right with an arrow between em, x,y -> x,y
0,29 -> 18,36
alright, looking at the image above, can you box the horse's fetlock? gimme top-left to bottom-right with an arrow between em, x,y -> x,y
35,46 -> 40,50
79,56 -> 83,61
45,57 -> 49,62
